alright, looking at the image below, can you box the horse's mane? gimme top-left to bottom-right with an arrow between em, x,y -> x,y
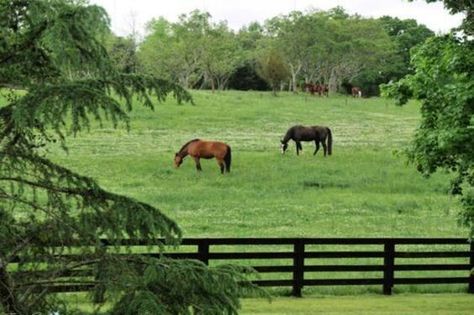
178,138 -> 200,153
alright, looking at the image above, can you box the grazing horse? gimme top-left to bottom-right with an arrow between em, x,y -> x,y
280,125 -> 333,156
174,139 -> 231,174
351,86 -> 362,98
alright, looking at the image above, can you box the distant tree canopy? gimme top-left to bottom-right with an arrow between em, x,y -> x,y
138,11 -> 244,91
137,7 -> 435,95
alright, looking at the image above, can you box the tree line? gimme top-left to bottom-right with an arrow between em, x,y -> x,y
107,7 -> 434,96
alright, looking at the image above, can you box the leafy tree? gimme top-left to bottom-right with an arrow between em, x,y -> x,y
381,0 -> 474,236
200,21 -> 244,91
106,35 -> 140,74
382,21 -> 474,237
137,17 -> 176,81
138,12 -> 208,88
0,1 -> 254,314
228,23 -> 269,91
266,11 -> 329,92
256,49 -> 290,96
139,11 -> 243,91
378,16 -> 434,81
263,9 -> 395,95
325,15 -> 396,94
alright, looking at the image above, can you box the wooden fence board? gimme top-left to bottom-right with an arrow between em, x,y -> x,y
12,238 -> 473,297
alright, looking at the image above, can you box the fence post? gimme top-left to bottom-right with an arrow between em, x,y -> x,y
383,241 -> 395,295
93,240 -> 107,303
469,241 -> 474,294
198,239 -> 210,265
292,239 -> 305,297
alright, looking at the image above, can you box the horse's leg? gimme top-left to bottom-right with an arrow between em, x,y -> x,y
216,158 -> 225,174
322,141 -> 327,156
296,141 -> 302,155
313,141 -> 320,155
193,157 -> 202,171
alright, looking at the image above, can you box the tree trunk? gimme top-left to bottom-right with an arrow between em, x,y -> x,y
272,85 -> 277,96
289,63 -> 301,93
210,76 -> 215,93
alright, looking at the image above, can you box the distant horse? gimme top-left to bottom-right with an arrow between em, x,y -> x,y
280,125 -> 332,156
174,139 -> 231,174
304,82 -> 318,95
351,86 -> 362,98
304,83 -> 329,96
318,84 -> 329,97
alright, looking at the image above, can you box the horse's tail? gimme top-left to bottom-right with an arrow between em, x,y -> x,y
326,127 -> 332,155
224,145 -> 232,172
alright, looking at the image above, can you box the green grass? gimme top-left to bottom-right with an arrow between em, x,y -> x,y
2,90 -> 470,302
241,294 -> 474,314
65,293 -> 474,314
47,90 -> 464,238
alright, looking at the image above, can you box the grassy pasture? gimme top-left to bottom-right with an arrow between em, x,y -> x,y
2,90 -> 470,296
45,90 -> 464,238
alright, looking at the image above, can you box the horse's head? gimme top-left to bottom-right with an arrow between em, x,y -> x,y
280,140 -> 288,154
174,153 -> 183,168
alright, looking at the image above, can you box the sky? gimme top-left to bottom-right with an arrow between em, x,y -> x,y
88,0 -> 464,38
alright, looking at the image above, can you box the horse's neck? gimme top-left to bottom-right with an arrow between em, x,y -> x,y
282,132 -> 292,143
178,149 -> 189,158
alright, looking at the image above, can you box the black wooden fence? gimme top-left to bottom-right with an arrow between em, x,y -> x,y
17,238 -> 474,296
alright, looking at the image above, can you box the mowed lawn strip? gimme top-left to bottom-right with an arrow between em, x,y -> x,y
64,293 -> 474,314
241,294 -> 474,315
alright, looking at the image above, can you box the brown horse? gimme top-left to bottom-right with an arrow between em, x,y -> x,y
174,139 -> 231,174
351,86 -> 362,98
304,83 -> 328,96
280,125 -> 332,156
318,84 -> 329,97
304,82 -> 318,95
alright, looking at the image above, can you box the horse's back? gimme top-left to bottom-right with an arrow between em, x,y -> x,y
288,125 -> 306,135
291,125 -> 318,140
189,140 -> 229,158
311,126 -> 330,139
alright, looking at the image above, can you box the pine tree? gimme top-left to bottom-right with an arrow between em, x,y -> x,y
0,1 -> 254,313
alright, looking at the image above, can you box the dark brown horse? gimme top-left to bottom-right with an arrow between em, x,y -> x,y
351,86 -> 362,98
174,139 -> 231,174
280,125 -> 332,156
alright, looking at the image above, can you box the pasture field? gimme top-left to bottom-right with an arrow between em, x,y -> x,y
44,90 -> 464,238
2,90 -> 470,297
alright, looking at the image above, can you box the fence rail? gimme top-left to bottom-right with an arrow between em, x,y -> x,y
14,238 -> 474,296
